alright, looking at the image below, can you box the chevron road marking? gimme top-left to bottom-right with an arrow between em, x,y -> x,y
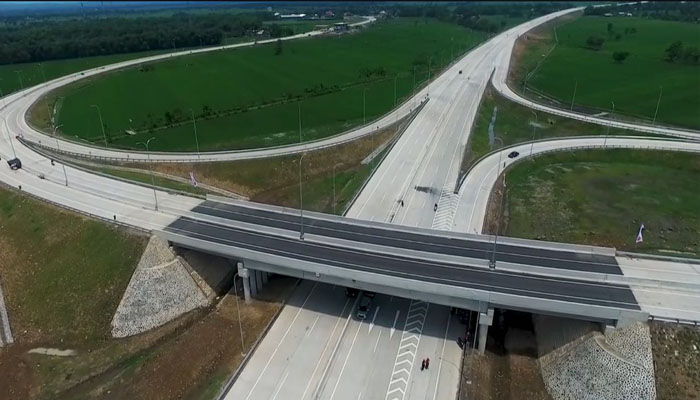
384,300 -> 429,400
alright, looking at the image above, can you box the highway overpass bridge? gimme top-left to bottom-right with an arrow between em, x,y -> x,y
157,196 -> 646,353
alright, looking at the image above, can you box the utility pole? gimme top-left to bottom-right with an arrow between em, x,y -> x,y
393,75 -> 398,106
232,273 -> 247,357
190,109 -> 200,159
137,137 -> 159,211
570,80 -> 577,111
298,152 -> 307,240
652,86 -> 663,125
90,104 -> 108,147
363,87 -> 367,124
52,124 -> 68,186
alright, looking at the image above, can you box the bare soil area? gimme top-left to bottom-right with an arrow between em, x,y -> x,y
650,322 -> 700,400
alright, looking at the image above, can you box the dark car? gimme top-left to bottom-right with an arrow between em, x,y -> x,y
364,291 -> 375,298
458,70 -> 462,74
345,287 -> 359,298
356,294 -> 372,320
7,158 -> 21,170
507,151 -> 519,159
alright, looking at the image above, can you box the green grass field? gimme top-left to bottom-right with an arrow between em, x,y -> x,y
0,188 -> 147,344
523,16 -> 700,129
48,18 -> 488,151
502,149 -> 700,256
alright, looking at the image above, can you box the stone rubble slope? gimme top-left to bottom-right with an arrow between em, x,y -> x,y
541,322 -> 656,400
111,236 -> 209,338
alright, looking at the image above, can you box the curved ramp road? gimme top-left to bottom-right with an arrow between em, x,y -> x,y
450,135 -> 700,322
490,16 -> 700,141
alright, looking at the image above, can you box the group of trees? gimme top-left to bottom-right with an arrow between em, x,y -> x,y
584,2 -> 700,23
665,41 -> 700,65
0,12 -> 270,65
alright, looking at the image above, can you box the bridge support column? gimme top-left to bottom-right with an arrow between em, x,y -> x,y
237,262 -> 252,304
477,308 -> 494,355
262,271 -> 269,284
249,268 -> 258,297
255,270 -> 263,293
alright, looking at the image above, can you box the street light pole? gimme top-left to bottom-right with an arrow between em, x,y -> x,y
190,109 -> 200,159
652,86 -> 663,125
333,163 -> 342,215
489,137 -> 504,270
298,152 -> 307,240
137,137 -> 158,211
298,102 -> 302,143
90,104 -> 108,147
363,88 -> 367,124
393,75 -> 398,106
52,124 -> 68,186
570,80 -> 577,111
2,117 -> 17,159
232,273 -> 247,357
529,110 -> 537,158
14,70 -> 23,90
604,101 -> 614,148
38,63 -> 47,83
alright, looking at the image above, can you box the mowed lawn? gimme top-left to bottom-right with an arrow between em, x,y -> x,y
503,150 -> 700,257
528,17 -> 700,129
53,18 -> 488,151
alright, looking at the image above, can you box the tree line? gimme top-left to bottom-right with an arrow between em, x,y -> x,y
0,12 -> 269,65
584,2 -> 700,24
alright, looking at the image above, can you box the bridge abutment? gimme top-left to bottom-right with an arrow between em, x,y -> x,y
478,307 -> 495,354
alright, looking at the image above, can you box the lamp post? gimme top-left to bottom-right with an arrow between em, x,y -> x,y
232,273 -> 247,357
189,109 -> 200,159
14,70 -> 23,90
604,101 -> 614,148
136,137 -> 159,211
2,117 -> 17,159
393,74 -> 398,107
489,137 -> 504,270
52,124 -> 68,186
529,110 -> 537,158
363,87 -> 367,124
90,104 -> 108,147
38,63 -> 47,83
298,152 -> 307,240
652,86 -> 663,125
333,163 -> 342,215
298,102 -> 302,143
570,80 -> 577,111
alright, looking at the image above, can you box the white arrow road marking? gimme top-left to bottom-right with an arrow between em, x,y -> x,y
369,306 -> 380,333
390,310 -> 400,339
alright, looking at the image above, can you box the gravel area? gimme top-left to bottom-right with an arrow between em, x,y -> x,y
111,237 -> 208,338
541,322 -> 656,400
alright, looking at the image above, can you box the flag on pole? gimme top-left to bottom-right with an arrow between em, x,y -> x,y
635,223 -> 645,244
189,172 -> 198,187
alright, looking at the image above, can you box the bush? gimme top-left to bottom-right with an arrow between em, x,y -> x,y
612,51 -> 630,63
585,35 -> 605,50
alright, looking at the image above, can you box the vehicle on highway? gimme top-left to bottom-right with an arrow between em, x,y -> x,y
364,291 -> 375,298
508,151 -> 519,159
7,158 -> 22,170
356,294 -> 372,320
345,287 -> 359,298
459,70 -> 462,74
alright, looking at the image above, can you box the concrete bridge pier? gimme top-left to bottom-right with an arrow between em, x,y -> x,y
478,307 -> 495,354
237,262 -> 252,304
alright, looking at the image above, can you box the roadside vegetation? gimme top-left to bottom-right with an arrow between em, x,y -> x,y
38,18 -> 486,152
461,84 -> 639,176
495,149 -> 700,257
510,11 -> 700,129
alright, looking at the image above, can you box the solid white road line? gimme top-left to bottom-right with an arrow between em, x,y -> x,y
272,372 -> 290,400
431,313 -> 452,400
329,320 -> 364,400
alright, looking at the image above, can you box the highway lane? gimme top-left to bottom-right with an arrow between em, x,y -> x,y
186,199 -> 624,275
164,216 -> 641,310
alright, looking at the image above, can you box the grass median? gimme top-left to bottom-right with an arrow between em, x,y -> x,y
494,149 -> 700,257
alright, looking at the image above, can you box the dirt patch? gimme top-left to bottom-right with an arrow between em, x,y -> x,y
482,174 -> 506,235
650,322 -> 700,400
53,275 -> 297,400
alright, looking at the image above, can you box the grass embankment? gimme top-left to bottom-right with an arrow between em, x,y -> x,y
497,149 -> 700,256
45,18 -> 488,151
462,84 -> 637,174
92,166 -> 209,196
512,15 -> 700,129
650,322 -> 700,399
